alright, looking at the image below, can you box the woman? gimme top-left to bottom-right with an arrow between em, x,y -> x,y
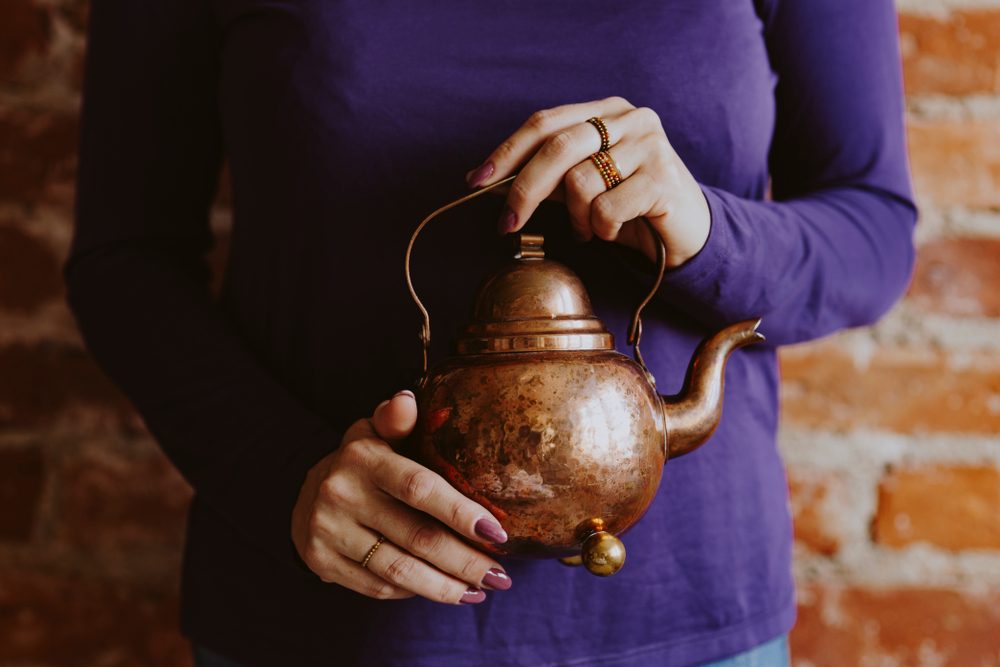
66,0 -> 916,665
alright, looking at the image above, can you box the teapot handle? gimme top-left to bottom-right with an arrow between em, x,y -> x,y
404,175 -> 668,386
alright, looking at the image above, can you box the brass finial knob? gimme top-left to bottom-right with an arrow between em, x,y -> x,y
514,233 -> 545,259
581,531 -> 626,576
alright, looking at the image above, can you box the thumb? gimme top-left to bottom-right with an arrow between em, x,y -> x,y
371,390 -> 418,442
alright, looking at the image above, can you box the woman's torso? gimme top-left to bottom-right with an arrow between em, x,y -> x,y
182,2 -> 794,665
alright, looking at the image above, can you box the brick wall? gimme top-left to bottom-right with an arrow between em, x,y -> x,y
783,1 -> 1000,663
0,1 -> 997,665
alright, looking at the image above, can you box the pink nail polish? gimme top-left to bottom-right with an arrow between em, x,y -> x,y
497,207 -> 517,235
394,389 -> 415,399
475,517 -> 508,544
460,588 -> 487,604
482,568 -> 512,591
466,161 -> 494,188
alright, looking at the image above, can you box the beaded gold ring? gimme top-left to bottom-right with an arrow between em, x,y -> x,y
586,116 -> 611,152
590,149 -> 622,190
361,535 -> 386,569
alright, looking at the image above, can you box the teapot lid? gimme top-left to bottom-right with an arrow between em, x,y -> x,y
456,234 -> 614,354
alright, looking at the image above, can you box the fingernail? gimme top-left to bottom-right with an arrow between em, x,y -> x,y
482,568 -> 512,591
394,389 -> 415,399
497,207 -> 517,235
475,517 -> 508,544
466,161 -> 494,188
460,588 -> 487,604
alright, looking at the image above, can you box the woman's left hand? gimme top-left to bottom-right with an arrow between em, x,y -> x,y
465,96 -> 710,269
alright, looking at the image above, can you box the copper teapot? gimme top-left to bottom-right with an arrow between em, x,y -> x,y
405,177 -> 764,576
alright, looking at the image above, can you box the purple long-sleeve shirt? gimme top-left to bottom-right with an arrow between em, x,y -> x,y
66,1 -> 916,665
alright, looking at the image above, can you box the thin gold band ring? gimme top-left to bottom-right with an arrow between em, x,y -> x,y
586,117 -> 611,152
361,535 -> 386,568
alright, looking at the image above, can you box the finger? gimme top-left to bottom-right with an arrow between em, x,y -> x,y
501,121 -> 609,235
368,451 -> 508,546
367,494 -> 511,591
468,96 -> 634,189
477,104 -> 656,209
590,170 -> 661,243
341,418 -> 378,444
372,390 -> 418,441
508,109 -> 662,235
310,548 -> 415,600
358,531 -> 487,605
294,513 -> 414,599
483,181 -> 567,204
502,107 -> 659,234
613,106 -> 667,142
564,137 -> 649,242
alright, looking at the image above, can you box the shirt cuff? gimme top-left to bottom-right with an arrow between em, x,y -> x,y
610,184 -> 733,327
658,184 -> 733,301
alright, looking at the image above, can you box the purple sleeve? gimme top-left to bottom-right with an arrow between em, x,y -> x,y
655,0 -> 916,345
64,0 -> 335,572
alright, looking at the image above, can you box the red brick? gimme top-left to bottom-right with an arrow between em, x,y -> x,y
779,345 -> 1000,434
907,119 -> 1000,208
0,106 -> 78,205
0,342 -> 141,432
900,10 -> 1000,96
0,223 -> 62,313
792,586 -> 1000,666
787,470 -> 846,556
874,465 -> 1000,551
0,570 -> 191,667
0,445 -> 44,541
0,0 -> 51,82
56,444 -> 191,549
908,237 -> 1000,317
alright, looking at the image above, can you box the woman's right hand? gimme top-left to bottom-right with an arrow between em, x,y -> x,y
291,390 -> 512,604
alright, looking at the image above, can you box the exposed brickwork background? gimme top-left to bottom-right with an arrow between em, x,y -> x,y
780,2 -> 1000,662
0,0 -> 997,665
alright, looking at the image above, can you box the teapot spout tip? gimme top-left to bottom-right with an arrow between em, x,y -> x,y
732,318 -> 766,347
737,317 -> 767,347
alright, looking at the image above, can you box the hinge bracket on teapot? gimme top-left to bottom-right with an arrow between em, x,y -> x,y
404,175 -> 668,388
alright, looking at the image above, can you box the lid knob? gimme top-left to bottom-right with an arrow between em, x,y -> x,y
514,233 -> 545,260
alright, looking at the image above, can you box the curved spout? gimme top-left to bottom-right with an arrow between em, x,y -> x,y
661,319 -> 765,459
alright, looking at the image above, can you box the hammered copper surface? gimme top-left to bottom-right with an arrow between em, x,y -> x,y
416,350 -> 666,558
405,186 -> 764,574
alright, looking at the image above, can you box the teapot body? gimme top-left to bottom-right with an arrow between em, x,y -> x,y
415,348 -> 667,558
403,202 -> 764,575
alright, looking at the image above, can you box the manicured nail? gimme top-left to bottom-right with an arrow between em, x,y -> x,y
475,517 -> 508,544
482,568 -> 512,591
466,161 -> 494,188
394,389 -> 415,399
460,588 -> 487,604
497,207 -> 517,235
